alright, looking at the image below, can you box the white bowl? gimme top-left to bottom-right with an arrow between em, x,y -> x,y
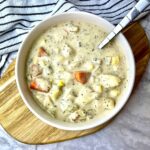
16,12 -> 135,131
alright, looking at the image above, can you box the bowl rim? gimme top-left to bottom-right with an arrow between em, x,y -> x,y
15,11 -> 135,131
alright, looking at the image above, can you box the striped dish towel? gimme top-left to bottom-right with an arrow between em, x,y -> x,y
0,0 -> 149,76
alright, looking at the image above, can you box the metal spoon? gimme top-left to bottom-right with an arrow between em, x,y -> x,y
98,0 -> 150,49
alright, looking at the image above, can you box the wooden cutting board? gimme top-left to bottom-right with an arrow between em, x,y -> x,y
0,22 -> 150,145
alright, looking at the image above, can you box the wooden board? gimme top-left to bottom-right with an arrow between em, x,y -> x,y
0,22 -> 150,145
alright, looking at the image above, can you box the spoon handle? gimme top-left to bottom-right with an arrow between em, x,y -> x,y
98,0 -> 150,49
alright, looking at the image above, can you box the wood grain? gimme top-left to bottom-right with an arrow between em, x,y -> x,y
0,22 -> 150,144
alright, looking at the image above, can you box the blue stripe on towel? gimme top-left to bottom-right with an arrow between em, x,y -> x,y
0,0 -> 149,76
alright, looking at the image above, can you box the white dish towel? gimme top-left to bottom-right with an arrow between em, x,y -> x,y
0,0 -> 149,75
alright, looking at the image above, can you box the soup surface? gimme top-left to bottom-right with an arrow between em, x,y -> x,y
26,21 -> 127,123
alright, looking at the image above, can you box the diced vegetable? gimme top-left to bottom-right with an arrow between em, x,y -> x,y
94,84 -> 103,93
88,64 -> 94,71
51,90 -> 62,100
102,98 -> 115,110
74,71 -> 90,84
99,74 -> 121,88
30,64 -> 42,77
60,98 -> 72,112
50,79 -> 53,83
38,47 -> 48,57
113,65 -> 119,71
60,92 -> 78,112
30,81 -> 40,90
30,78 -> 51,92
57,80 -> 65,87
109,89 -> 120,98
33,57 -> 38,64
62,44 -> 73,57
50,85 -> 62,101
112,56 -> 120,65
85,63 -> 94,71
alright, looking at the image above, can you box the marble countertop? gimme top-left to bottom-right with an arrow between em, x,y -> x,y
1,14 -> 150,150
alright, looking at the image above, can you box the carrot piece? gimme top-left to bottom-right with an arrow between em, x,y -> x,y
30,81 -> 40,90
74,71 -> 90,84
38,47 -> 48,57
29,80 -> 48,92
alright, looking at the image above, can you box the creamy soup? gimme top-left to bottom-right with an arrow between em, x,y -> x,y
26,21 -> 127,123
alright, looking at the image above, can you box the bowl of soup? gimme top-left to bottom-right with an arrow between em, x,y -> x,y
16,12 -> 135,130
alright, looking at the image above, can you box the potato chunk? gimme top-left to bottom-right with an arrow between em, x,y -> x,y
60,98 -> 73,112
109,89 -> 120,98
75,87 -> 93,107
93,84 -> 103,93
99,74 -> 121,88
60,93 -> 78,112
84,62 -> 94,71
102,98 -> 115,110
112,56 -> 120,65
62,44 -> 73,57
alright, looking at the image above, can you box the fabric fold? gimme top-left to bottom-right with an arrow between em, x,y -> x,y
0,0 -> 149,75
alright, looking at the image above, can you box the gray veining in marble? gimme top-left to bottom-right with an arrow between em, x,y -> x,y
0,14 -> 150,150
